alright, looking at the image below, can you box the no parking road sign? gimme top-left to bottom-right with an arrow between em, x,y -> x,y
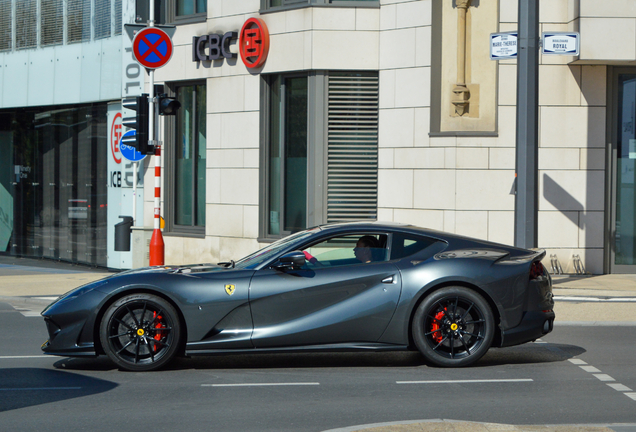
132,27 -> 173,69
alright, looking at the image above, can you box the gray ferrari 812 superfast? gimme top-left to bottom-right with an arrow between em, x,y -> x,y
41,222 -> 555,371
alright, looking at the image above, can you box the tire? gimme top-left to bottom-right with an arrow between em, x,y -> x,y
412,286 -> 494,367
100,293 -> 181,371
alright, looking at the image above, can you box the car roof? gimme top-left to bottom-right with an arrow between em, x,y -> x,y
316,221 -> 441,237
313,221 -> 528,254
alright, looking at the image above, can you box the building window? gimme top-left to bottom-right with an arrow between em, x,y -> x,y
262,0 -> 378,12
267,75 -> 308,235
260,71 -> 379,240
177,0 -> 206,16
167,82 -> 206,234
161,0 -> 206,24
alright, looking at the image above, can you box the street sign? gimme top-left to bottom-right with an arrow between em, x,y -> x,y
542,32 -> 580,56
490,32 -> 518,60
120,131 -> 147,162
132,27 -> 173,69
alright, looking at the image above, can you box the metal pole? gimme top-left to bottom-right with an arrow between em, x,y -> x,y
148,0 -> 165,265
514,0 -> 539,249
132,161 -> 137,226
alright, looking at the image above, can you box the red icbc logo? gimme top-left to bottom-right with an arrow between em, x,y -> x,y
111,113 -> 122,164
239,18 -> 270,69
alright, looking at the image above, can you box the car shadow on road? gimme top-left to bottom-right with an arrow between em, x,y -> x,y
0,368 -> 117,412
477,342 -> 586,367
49,342 -> 585,371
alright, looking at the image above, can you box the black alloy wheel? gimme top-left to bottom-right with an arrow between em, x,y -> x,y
412,286 -> 494,367
100,293 -> 181,371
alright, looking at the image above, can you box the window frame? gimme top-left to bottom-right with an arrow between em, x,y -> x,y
259,72 -> 327,242
260,70 -> 379,242
260,0 -> 379,14
164,0 -> 207,25
164,80 -> 207,238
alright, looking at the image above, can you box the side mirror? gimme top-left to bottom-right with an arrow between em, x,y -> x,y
275,251 -> 306,270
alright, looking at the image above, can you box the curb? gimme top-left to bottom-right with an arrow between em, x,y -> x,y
321,419 -> 636,432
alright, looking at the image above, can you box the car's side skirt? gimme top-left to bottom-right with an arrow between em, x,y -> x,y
184,342 -> 409,356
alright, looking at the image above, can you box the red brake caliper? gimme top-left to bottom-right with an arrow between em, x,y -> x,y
152,311 -> 164,352
431,308 -> 447,343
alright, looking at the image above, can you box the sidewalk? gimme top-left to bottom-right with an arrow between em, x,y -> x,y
323,419 -> 629,432
0,255 -> 110,305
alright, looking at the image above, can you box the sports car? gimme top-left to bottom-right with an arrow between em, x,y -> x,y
41,222 -> 555,371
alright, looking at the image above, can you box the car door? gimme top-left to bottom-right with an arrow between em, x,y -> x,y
248,233 -> 402,348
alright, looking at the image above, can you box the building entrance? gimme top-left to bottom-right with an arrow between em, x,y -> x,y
0,104 -> 108,267
611,70 -> 636,273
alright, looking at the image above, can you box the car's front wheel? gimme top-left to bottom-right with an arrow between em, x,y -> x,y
100,293 -> 181,371
412,286 -> 494,367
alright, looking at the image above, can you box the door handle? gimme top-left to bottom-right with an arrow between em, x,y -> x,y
381,275 -> 395,284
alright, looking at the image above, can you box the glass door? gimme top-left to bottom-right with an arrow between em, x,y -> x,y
612,72 -> 636,272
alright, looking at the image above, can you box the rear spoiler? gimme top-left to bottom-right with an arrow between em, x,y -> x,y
496,249 -> 546,264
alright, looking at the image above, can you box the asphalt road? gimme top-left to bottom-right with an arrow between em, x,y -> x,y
0,302 -> 635,432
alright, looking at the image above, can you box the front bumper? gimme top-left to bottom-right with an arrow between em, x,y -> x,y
41,288 -> 108,357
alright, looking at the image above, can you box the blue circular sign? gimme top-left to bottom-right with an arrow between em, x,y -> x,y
120,131 -> 147,162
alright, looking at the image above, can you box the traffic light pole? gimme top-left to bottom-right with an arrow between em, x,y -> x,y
148,0 -> 165,266
514,0 -> 539,249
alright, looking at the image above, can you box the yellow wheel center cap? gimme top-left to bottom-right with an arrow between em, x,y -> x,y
450,323 -> 458,331
137,329 -> 145,336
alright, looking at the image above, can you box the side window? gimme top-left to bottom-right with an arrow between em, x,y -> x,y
391,233 -> 437,260
302,234 -> 388,268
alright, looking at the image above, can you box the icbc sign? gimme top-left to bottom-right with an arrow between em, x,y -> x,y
239,18 -> 270,69
110,113 -> 123,164
191,18 -> 270,69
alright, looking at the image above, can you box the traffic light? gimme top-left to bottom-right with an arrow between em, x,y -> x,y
157,93 -> 181,116
122,94 -> 153,154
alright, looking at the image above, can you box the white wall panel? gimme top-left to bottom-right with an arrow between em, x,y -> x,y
79,41 -> 103,102
53,44 -> 83,104
0,53 -> 4,108
27,49 -> 55,106
3,35 -> 123,109
99,38 -> 122,101
2,51 -> 29,107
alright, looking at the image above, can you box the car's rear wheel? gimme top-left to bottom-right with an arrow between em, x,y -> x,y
100,293 -> 181,371
412,286 -> 494,367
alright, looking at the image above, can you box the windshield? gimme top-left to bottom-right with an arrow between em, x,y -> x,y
233,227 -> 320,270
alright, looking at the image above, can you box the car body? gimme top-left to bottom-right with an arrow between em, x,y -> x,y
41,222 -> 555,371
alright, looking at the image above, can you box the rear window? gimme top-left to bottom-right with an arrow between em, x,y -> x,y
391,233 -> 437,260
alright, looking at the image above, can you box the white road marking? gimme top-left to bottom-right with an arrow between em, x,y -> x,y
569,359 -> 635,403
607,383 -> 633,392
0,356 -> 49,359
593,374 -> 615,382
0,387 -> 81,391
17,311 -> 42,317
202,382 -> 320,387
396,379 -> 533,384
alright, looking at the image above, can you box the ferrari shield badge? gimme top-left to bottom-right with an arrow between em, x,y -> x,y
225,284 -> 235,296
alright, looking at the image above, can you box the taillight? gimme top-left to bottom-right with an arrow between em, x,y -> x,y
529,261 -> 544,280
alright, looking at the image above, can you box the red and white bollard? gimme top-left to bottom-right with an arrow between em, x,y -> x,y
149,145 -> 164,266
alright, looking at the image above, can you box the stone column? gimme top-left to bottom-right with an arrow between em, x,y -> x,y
452,0 -> 472,116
